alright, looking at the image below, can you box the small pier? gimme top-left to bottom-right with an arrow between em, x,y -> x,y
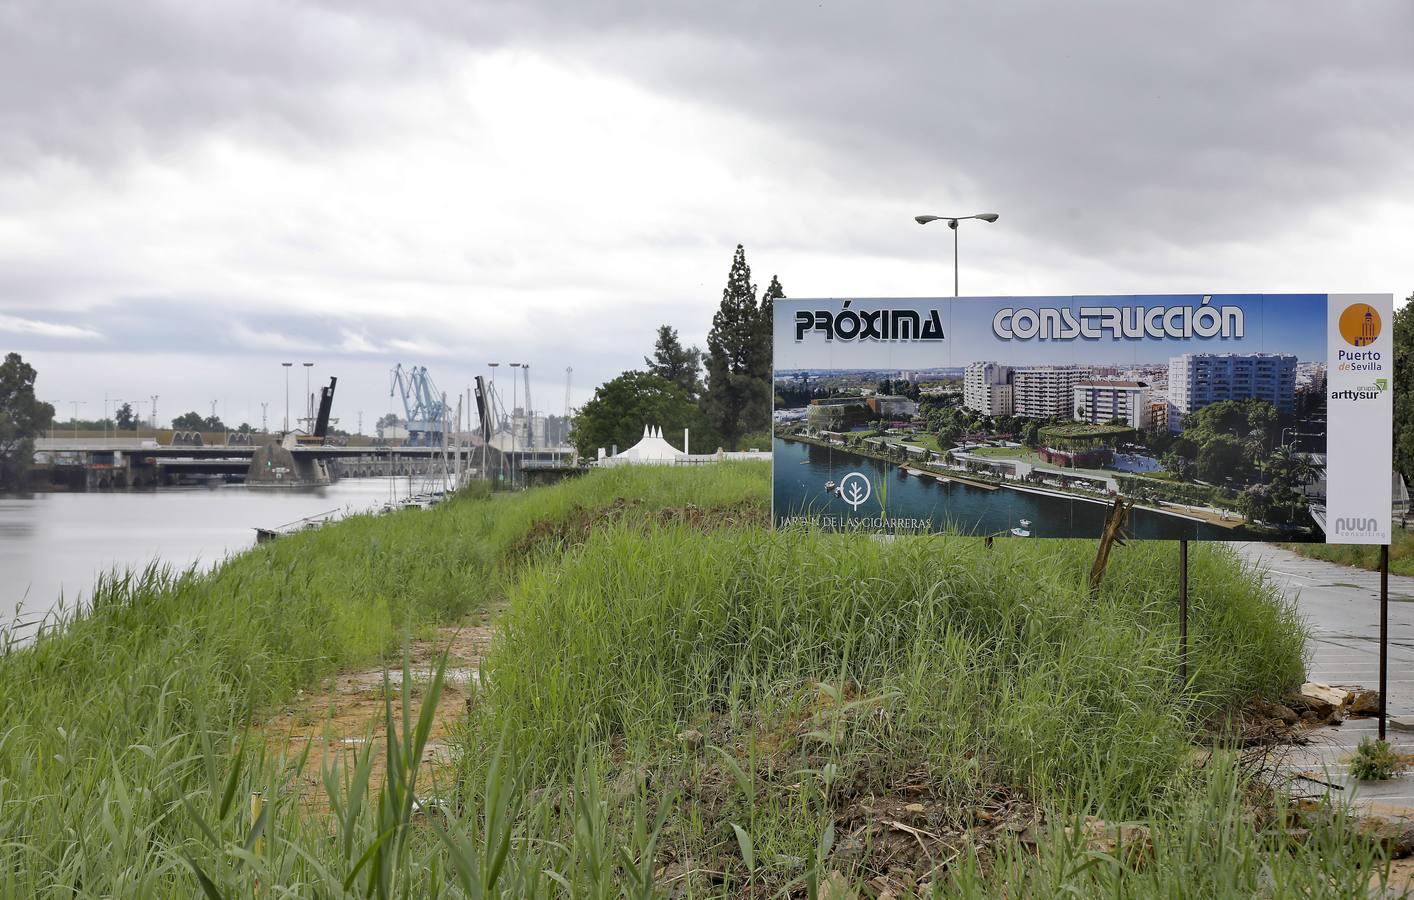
900,465 -> 998,491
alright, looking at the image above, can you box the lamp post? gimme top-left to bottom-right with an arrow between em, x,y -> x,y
69,401 -> 84,439
282,362 -> 293,433
914,212 -> 999,297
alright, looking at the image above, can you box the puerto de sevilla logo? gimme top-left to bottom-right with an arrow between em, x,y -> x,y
839,472 -> 872,511
1339,303 -> 1382,347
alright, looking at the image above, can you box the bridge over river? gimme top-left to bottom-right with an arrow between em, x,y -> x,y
31,438 -> 494,489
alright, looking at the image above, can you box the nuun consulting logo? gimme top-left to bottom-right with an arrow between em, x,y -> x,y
838,472 -> 872,511
1333,517 -> 1383,539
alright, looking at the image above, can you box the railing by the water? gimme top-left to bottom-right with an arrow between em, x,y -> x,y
255,507 -> 342,543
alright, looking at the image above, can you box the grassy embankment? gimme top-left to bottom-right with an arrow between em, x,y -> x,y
0,463 -> 1393,895
1285,528 -> 1414,576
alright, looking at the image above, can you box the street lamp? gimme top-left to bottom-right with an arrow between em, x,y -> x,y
914,212 -> 999,297
282,362 -> 293,433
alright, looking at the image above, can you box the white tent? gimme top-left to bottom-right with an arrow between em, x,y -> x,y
605,425 -> 684,464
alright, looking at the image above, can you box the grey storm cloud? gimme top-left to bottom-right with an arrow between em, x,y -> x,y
6,1 -> 1410,255
1,0 -> 1411,420
444,0 -> 1414,255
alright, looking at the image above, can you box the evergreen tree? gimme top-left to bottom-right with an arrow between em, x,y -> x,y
750,274 -> 785,385
115,402 -> 136,430
644,325 -> 704,401
703,245 -> 784,448
0,353 -> 55,488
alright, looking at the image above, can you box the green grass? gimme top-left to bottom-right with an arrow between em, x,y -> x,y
1285,528 -> 1414,576
1132,469 -> 1179,481
0,466 -> 764,896
0,463 -> 1396,896
898,434 -> 941,452
736,430 -> 772,451
1039,423 -> 1133,439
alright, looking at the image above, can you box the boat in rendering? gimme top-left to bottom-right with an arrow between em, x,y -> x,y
1010,519 -> 1032,537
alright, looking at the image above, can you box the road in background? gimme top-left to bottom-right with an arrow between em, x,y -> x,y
1237,541 -> 1414,716
1237,541 -> 1414,810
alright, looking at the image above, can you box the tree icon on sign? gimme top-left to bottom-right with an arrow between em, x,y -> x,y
839,472 -> 872,511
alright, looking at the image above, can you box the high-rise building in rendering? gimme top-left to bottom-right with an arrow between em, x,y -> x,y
1013,366 -> 1090,419
1073,380 -> 1152,429
963,362 -> 1013,416
1167,353 -> 1298,416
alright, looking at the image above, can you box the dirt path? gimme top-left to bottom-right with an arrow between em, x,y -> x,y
257,609 -> 497,813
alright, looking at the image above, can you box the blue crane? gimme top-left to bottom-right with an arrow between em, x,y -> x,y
390,364 -> 451,447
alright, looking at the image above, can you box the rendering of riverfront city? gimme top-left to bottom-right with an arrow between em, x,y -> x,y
773,294 -> 1333,542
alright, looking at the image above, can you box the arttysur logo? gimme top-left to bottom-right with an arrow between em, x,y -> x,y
838,472 -> 872,511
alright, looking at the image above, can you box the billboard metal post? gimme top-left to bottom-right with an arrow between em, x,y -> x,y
1381,543 -> 1389,741
1179,539 -> 1189,685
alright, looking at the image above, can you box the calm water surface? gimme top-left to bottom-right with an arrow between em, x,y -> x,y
0,478 -> 406,635
773,436 -> 1256,541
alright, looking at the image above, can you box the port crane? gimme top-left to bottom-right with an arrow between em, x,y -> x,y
390,364 -> 451,447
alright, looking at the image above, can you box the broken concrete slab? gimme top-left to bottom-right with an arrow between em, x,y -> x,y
1294,682 -> 1353,716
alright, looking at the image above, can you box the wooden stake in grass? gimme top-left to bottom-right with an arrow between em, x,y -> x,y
1089,497 -> 1131,594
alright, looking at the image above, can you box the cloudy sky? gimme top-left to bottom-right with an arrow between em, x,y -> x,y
3,1 -> 1411,431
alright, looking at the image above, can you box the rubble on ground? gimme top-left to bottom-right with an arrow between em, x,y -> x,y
1288,682 -> 1353,723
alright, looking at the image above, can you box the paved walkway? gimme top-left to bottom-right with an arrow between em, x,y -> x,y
1236,543 -> 1414,810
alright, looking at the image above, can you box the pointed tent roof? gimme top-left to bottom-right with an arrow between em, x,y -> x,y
613,424 -> 684,461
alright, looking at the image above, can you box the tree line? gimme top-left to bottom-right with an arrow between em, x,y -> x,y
571,244 -> 782,456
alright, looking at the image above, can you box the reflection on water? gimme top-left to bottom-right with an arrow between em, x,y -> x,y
0,479 -> 404,636
773,437 -> 1256,542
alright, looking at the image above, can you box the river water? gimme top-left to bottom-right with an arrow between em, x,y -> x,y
0,478 -> 406,639
773,437 -> 1255,542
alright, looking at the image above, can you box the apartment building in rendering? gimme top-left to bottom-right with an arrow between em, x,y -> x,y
1166,353 -> 1298,416
1072,380 -> 1152,430
1013,366 -> 1091,419
963,362 -> 1014,416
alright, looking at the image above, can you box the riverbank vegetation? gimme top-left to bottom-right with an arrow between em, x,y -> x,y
0,352 -> 55,489
0,463 -> 1397,894
1286,528 -> 1414,576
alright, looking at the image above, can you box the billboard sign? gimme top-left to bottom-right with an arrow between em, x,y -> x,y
772,293 -> 1392,543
